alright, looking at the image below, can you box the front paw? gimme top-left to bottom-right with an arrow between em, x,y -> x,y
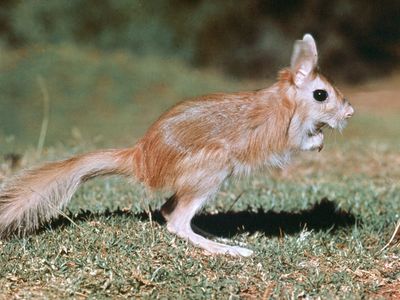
301,132 -> 324,151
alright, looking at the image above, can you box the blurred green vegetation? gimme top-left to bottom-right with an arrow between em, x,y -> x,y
0,0 -> 398,149
0,45 -> 242,150
0,0 -> 398,80
0,2 -> 399,298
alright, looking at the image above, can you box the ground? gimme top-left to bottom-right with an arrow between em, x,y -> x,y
0,48 -> 399,298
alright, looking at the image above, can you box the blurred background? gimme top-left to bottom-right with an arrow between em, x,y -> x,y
0,0 -> 399,153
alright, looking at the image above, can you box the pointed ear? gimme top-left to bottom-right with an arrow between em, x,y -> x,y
290,34 -> 318,86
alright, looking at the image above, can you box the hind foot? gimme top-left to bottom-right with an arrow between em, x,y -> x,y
167,222 -> 253,257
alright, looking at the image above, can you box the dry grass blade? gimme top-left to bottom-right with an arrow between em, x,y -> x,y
36,76 -> 50,158
379,219 -> 400,253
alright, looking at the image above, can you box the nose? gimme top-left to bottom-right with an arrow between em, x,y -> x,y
345,105 -> 354,119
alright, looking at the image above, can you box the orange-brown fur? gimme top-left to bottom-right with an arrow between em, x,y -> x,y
136,85 -> 295,189
0,83 -> 296,237
0,34 -> 354,256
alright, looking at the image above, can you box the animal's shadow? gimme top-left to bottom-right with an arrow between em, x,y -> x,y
48,197 -> 355,238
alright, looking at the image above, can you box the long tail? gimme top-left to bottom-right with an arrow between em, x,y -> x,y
0,148 -> 138,237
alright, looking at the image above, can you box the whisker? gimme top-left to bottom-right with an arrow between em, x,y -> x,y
334,129 -> 338,146
328,127 -> 337,147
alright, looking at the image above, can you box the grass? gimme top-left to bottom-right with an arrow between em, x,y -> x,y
0,45 -> 242,152
0,45 -> 399,299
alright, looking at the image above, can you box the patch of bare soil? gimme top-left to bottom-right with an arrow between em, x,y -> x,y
344,72 -> 400,114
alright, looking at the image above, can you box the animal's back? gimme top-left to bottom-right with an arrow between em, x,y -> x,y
136,89 -> 291,188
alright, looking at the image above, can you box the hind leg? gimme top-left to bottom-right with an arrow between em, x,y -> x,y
161,191 -> 253,257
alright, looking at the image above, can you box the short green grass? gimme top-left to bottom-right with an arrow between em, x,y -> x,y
0,46 -> 399,299
0,45 -> 241,151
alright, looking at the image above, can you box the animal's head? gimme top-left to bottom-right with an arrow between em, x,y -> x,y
283,34 -> 354,140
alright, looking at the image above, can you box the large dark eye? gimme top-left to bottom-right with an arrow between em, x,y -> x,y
313,89 -> 328,102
